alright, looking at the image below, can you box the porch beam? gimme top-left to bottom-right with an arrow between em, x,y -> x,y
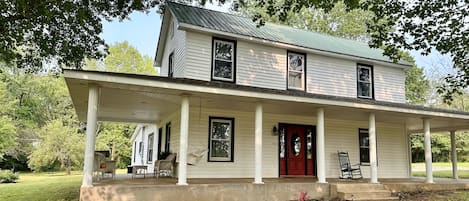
254,103 -> 264,184
82,85 -> 99,187
450,131 -> 458,179
369,113 -> 378,183
423,118 -> 433,183
316,108 -> 326,183
177,96 -> 189,186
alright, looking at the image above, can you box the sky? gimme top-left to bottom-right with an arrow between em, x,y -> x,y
100,4 -> 451,78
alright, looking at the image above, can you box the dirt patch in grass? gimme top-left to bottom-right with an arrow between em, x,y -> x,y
396,190 -> 469,201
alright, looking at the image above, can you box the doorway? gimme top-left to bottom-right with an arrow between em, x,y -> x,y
279,123 -> 316,176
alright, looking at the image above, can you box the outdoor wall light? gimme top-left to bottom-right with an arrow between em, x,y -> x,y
272,125 -> 278,135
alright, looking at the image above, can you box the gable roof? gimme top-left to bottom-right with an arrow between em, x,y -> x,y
166,2 -> 412,67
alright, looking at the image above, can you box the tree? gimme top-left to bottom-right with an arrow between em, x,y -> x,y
85,41 -> 156,75
237,0 -> 468,101
95,123 -> 135,168
0,65 -> 80,171
238,1 -> 372,42
0,116 -> 16,160
0,0 -> 158,72
28,120 -> 84,175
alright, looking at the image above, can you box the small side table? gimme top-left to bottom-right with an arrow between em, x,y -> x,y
132,165 -> 148,179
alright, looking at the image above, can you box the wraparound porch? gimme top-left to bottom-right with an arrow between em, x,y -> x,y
64,69 -> 469,191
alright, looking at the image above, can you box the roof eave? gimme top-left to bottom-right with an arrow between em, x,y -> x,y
154,8 -> 172,67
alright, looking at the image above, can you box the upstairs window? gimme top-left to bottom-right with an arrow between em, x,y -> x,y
287,52 -> 306,90
357,64 -> 373,99
212,39 -> 236,82
168,52 -> 174,78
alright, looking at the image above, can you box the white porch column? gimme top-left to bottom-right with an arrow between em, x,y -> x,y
316,108 -> 327,183
177,96 -> 189,186
253,103 -> 264,184
369,113 -> 378,183
423,118 -> 433,183
81,85 -> 99,187
450,131 -> 458,179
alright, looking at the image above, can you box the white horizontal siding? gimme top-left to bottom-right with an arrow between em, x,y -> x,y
185,32 -> 212,81
131,125 -> 158,172
307,54 -> 357,98
374,65 -> 406,103
237,41 -> 287,90
168,105 -> 409,179
160,16 -> 186,78
324,119 -> 408,178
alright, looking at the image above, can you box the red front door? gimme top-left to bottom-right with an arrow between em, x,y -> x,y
279,124 -> 316,176
286,125 -> 306,175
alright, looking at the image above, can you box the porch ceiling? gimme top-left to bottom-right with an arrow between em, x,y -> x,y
65,70 -> 469,133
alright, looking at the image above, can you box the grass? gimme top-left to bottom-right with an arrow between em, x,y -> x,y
0,169 -> 128,201
436,191 -> 469,201
412,170 -> 469,179
0,171 -> 82,201
412,162 -> 469,168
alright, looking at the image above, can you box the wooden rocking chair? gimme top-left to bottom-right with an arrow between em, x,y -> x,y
337,151 -> 362,179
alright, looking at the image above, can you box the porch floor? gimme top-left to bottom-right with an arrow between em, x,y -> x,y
94,173 -> 469,186
82,174 -> 469,201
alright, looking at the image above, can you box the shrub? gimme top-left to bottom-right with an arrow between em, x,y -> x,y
0,170 -> 19,183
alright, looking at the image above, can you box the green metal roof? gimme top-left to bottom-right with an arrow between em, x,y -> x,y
167,2 -> 411,66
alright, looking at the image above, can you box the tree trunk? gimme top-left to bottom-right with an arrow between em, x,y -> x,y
66,157 -> 71,175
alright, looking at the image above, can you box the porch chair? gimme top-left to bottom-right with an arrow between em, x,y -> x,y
93,152 -> 117,180
154,153 -> 177,182
93,152 -> 106,181
337,151 -> 362,179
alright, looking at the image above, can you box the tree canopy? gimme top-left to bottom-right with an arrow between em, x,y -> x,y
0,0 -> 158,72
85,41 -> 156,75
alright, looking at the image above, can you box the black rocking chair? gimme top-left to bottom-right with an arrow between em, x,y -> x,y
338,151 -> 363,179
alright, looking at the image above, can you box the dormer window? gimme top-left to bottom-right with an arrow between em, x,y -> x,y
357,64 -> 373,99
212,38 -> 236,82
287,52 -> 306,90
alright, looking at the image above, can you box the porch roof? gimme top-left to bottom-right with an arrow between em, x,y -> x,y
64,69 -> 469,133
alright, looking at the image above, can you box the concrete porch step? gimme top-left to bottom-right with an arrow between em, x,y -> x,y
344,197 -> 400,201
333,183 -> 399,201
338,190 -> 394,200
335,183 -> 387,191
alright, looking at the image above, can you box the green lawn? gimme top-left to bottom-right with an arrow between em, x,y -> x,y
412,170 -> 469,179
412,162 -> 469,168
0,171 -> 82,201
0,169 -> 129,201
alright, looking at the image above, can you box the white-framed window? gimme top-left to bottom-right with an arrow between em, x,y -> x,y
212,39 -> 235,82
138,141 -> 143,158
287,52 -> 306,90
208,117 -> 234,162
357,64 -> 373,99
147,133 -> 154,163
